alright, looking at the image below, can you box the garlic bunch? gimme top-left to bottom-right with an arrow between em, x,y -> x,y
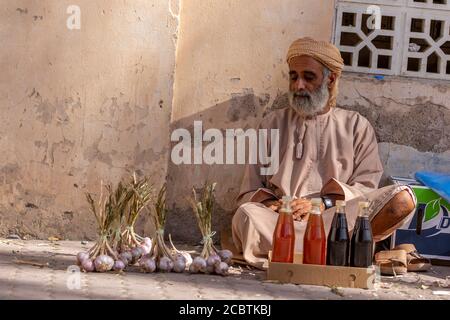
188,182 -> 233,276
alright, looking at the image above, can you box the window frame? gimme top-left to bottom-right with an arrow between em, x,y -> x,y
333,0 -> 450,80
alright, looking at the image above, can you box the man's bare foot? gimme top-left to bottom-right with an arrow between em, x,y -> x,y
371,190 -> 415,241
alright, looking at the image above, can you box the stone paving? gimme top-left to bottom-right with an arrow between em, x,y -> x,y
0,239 -> 449,300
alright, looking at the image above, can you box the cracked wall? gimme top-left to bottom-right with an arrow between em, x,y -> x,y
338,73 -> 450,186
0,0 -> 179,239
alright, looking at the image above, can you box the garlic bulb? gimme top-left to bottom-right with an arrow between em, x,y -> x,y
172,258 -> 187,273
76,252 -> 90,265
140,257 -> 156,273
81,259 -> 95,272
158,256 -> 174,272
218,249 -> 233,264
113,260 -> 126,271
94,255 -> 114,272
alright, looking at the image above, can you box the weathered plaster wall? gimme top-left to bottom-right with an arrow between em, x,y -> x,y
166,0 -> 335,243
338,73 -> 450,186
0,0 -> 178,239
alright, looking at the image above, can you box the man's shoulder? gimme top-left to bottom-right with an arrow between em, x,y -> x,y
333,107 -> 363,119
333,107 -> 372,126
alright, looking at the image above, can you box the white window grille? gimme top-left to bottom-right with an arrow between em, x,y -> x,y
334,0 -> 450,80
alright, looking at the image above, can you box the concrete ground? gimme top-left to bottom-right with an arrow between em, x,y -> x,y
0,239 -> 449,300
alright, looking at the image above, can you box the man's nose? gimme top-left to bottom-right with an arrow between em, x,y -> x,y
295,78 -> 306,91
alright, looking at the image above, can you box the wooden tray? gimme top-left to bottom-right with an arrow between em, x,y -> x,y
267,251 -> 376,289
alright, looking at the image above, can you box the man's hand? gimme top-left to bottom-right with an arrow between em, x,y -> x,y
263,198 -> 313,221
292,198 -> 312,221
262,199 -> 281,212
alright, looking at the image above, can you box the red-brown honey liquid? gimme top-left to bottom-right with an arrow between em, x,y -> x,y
272,210 -> 295,263
303,212 -> 326,265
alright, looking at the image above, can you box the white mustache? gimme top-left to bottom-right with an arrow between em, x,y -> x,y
293,91 -> 311,98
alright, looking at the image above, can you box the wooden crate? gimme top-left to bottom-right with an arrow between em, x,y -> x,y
267,252 -> 376,289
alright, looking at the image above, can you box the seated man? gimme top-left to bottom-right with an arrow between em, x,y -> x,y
231,37 -> 416,269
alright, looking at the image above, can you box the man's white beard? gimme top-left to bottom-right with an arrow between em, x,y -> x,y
288,81 -> 330,117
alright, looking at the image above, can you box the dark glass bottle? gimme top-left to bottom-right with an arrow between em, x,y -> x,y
327,200 -> 349,266
350,201 -> 374,268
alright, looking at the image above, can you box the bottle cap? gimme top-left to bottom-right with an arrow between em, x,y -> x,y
311,198 -> 323,206
335,200 -> 345,207
358,201 -> 370,209
280,195 -> 292,213
358,201 -> 370,217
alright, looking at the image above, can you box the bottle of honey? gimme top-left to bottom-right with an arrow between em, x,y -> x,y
271,196 -> 295,263
303,198 -> 326,265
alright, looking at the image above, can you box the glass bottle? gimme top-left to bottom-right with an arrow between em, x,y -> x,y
303,198 -> 326,265
350,201 -> 374,268
272,196 -> 295,263
327,200 -> 350,266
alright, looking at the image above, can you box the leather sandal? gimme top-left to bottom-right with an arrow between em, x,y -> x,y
374,249 -> 408,276
393,243 -> 431,272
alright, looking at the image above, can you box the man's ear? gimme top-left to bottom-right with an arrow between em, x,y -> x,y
328,73 -> 337,89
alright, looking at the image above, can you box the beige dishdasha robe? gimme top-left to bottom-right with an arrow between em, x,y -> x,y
232,106 -> 416,269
